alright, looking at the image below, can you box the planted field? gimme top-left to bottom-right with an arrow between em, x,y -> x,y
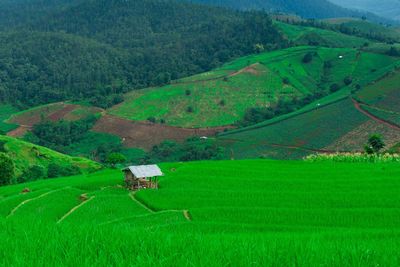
218,97 -> 400,159
276,21 -> 370,48
8,102 -> 103,127
1,160 -> 400,266
110,46 -> 397,128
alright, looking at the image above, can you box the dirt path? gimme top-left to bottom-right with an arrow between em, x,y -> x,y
129,192 -> 155,213
351,98 -> 400,131
57,196 -> 95,224
6,189 -> 62,219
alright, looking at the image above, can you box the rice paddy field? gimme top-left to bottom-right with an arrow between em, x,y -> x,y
0,160 -> 399,266
109,46 -> 398,128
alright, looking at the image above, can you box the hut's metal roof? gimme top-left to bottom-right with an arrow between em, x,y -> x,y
124,165 -> 163,178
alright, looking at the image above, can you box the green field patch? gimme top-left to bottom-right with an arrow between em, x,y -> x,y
0,104 -> 19,133
217,98 -> 369,159
110,46 -> 397,128
7,187 -> 84,222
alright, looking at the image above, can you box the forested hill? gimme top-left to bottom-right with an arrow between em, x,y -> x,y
185,0 -> 355,18
186,0 -> 387,22
0,0 -> 286,108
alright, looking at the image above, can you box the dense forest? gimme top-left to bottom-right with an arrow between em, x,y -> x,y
0,0 -> 286,108
186,0 -> 388,22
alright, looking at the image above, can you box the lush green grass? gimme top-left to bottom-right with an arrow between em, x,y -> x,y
356,70 -> 400,113
0,104 -> 19,133
276,21 -> 371,48
0,135 -> 101,177
0,160 -> 400,266
110,46 -> 397,127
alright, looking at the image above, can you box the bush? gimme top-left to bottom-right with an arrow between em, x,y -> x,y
185,89 -> 191,96
0,140 -> 7,152
186,106 -> 194,113
0,153 -> 15,185
147,117 -> 156,123
344,76 -> 353,86
105,152 -> 127,168
20,165 -> 46,182
330,83 -> 340,93
282,77 -> 290,85
219,100 -> 226,106
302,52 -> 313,63
47,163 -> 81,179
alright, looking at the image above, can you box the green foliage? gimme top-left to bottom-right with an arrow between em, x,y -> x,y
143,138 -> 225,163
105,153 -> 126,168
366,134 -> 386,154
0,0 -> 285,108
19,165 -> 46,183
302,52 -> 314,63
47,163 -> 81,179
0,153 -> 14,185
387,46 -> 400,57
29,115 -> 98,152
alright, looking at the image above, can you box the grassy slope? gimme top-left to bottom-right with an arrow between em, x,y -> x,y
110,46 -> 397,128
0,160 -> 400,266
0,135 -> 101,176
275,21 -> 371,48
0,105 -> 19,133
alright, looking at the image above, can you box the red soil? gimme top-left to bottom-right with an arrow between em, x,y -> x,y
92,115 -> 233,150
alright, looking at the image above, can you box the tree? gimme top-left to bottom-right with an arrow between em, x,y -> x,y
106,153 -> 127,168
0,153 -> 15,185
302,52 -> 313,63
0,140 -> 7,152
365,134 -> 385,154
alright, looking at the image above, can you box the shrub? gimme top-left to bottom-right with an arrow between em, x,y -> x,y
302,52 -> 313,63
0,140 -> 7,152
344,76 -> 353,86
219,100 -> 226,106
147,117 -> 156,123
20,165 -> 46,182
160,119 -> 166,124
106,153 -> 127,168
47,163 -> 81,178
330,83 -> 340,93
366,134 -> 385,154
0,153 -> 15,185
186,106 -> 194,113
185,89 -> 191,96
282,77 -> 290,84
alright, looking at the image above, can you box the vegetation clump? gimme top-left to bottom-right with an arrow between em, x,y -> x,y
0,153 -> 15,185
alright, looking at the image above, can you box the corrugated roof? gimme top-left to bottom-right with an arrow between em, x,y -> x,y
124,165 -> 163,178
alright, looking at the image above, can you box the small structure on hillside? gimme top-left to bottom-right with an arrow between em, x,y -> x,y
123,165 -> 163,190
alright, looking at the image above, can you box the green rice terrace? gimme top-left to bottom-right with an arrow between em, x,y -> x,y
1,160 -> 400,266
110,46 -> 398,128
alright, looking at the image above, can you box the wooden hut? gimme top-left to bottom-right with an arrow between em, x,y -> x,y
123,165 -> 163,190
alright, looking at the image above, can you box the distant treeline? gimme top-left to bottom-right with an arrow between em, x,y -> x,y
0,0 -> 286,108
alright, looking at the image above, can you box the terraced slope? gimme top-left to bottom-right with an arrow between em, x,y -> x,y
0,135 -> 101,177
110,46 -> 397,128
218,66 -> 400,157
1,160 -> 400,265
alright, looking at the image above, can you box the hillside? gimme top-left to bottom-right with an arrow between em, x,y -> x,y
109,46 -> 398,128
0,135 -> 101,179
329,0 -> 400,21
1,160 -> 399,265
0,0 -> 285,108
218,65 -> 400,159
187,0 -> 387,22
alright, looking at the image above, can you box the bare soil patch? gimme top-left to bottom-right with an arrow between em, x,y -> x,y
7,126 -> 31,137
93,115 -> 233,150
228,63 -> 261,77
325,120 -> 400,152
